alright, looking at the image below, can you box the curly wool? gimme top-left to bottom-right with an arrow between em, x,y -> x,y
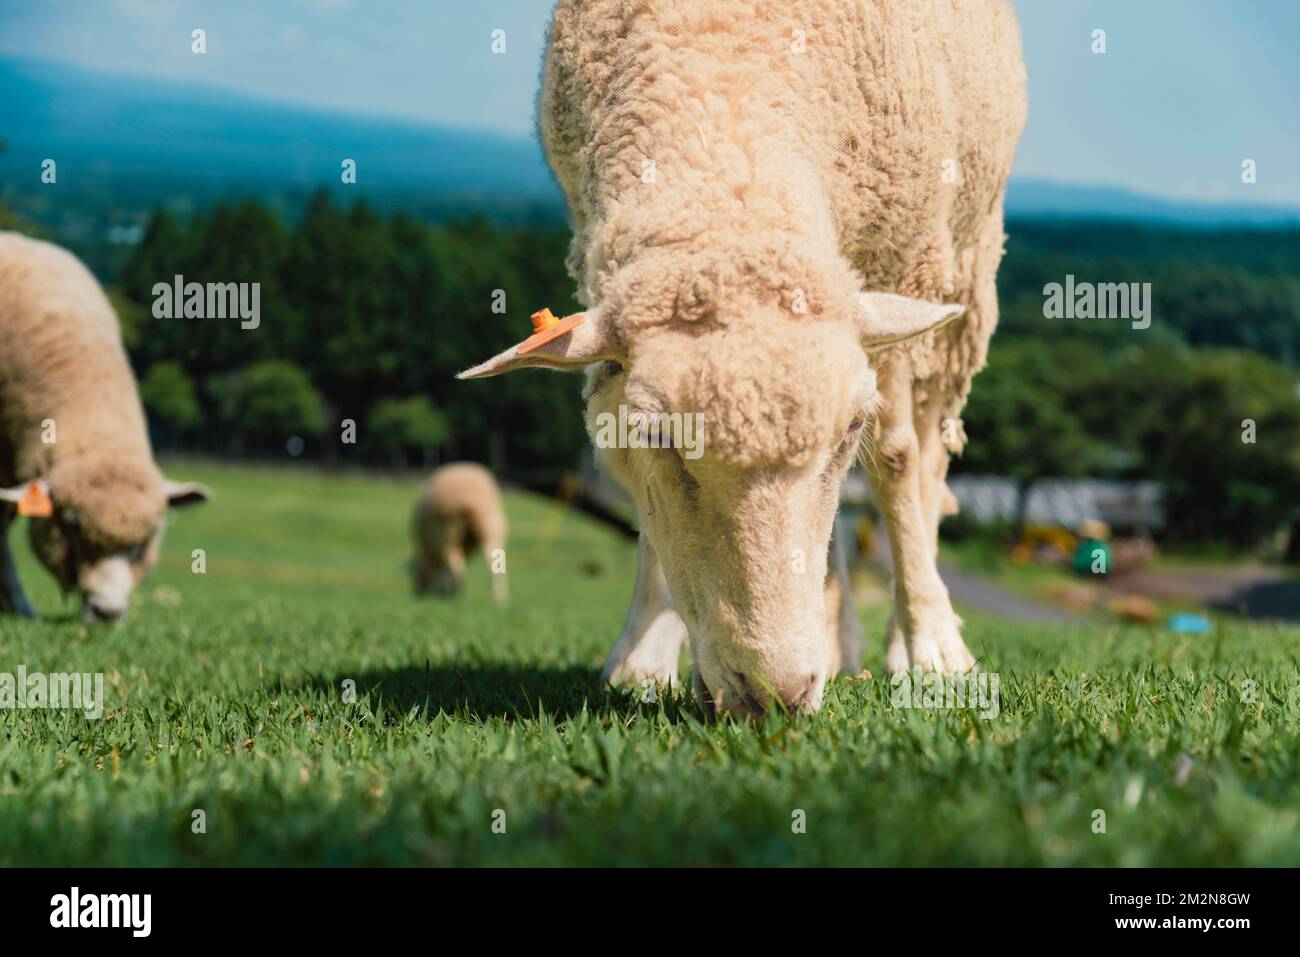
413,462 -> 507,571
0,232 -> 165,550
540,0 -> 1027,422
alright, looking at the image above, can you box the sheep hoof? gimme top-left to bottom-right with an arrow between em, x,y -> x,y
602,640 -> 680,690
602,657 -> 678,689
885,623 -> 911,676
908,638 -> 977,673
601,609 -> 687,690
902,614 -> 977,673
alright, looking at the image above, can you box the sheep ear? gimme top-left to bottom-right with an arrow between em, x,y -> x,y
856,292 -> 965,352
458,305 -> 618,379
162,479 -> 210,508
0,480 -> 53,517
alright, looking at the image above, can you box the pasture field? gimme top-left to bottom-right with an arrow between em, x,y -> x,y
2,462 -> 1298,866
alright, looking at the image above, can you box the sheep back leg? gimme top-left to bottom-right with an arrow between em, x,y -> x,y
602,532 -> 687,690
917,390 -> 961,562
869,360 -> 975,674
0,503 -> 37,618
824,517 -> 865,675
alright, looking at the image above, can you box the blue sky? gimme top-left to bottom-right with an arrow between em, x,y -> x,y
1,0 -> 1297,204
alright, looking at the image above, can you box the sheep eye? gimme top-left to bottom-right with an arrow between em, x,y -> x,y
62,508 -> 79,526
835,417 -> 867,456
629,410 -> 662,445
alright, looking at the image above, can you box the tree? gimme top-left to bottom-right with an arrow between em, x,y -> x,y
140,361 -> 202,445
0,199 -> 49,239
211,360 -> 326,453
366,396 -> 450,467
958,339 -> 1110,531
1122,348 -> 1300,547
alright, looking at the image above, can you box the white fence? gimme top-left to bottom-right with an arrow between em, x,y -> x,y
841,473 -> 1164,529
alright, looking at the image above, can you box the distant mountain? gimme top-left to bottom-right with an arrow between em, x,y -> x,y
0,56 -> 560,202
3,55 -> 1298,231
1006,179 -> 1300,228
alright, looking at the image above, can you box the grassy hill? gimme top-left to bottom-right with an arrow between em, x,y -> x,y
1,463 -> 1298,865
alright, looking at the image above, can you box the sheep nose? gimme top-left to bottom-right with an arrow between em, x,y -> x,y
698,667 -> 825,716
84,601 -> 125,624
774,672 -> 825,713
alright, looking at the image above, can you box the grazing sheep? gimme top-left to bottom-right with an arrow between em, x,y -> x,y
412,462 -> 508,604
462,0 -> 1026,713
0,231 -> 209,623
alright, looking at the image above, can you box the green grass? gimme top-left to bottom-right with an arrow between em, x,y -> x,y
2,461 -> 1299,866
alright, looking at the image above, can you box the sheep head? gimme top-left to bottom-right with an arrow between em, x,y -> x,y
2,461 -> 209,623
461,292 -> 961,714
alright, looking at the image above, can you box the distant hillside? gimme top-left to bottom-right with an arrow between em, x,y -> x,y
4,55 -> 1300,236
0,55 -> 563,230
1006,179 -> 1300,228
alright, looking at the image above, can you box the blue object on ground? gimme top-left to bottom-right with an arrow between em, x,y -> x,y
1168,613 -> 1211,634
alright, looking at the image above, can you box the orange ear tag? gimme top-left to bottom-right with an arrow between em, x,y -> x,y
517,307 -> 586,355
17,480 -> 53,518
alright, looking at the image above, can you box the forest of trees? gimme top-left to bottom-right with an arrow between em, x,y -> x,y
112,192 -> 589,475
957,222 -> 1300,549
957,339 -> 1300,548
7,190 -> 1300,549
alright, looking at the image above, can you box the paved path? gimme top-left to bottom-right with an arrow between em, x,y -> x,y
938,561 -> 1083,623
865,520 -> 1083,624
1106,565 -> 1300,621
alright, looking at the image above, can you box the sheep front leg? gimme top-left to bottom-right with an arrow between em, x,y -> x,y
0,503 -> 37,618
869,368 -> 975,675
825,518 -> 865,674
602,533 -> 687,689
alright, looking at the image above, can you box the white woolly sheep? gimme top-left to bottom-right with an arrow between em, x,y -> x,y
412,462 -> 508,604
461,0 -> 1026,713
0,231 -> 209,623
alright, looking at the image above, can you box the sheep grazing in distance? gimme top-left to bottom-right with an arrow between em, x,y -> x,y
461,0 -> 1026,714
412,462 -> 508,604
0,231 -> 209,623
